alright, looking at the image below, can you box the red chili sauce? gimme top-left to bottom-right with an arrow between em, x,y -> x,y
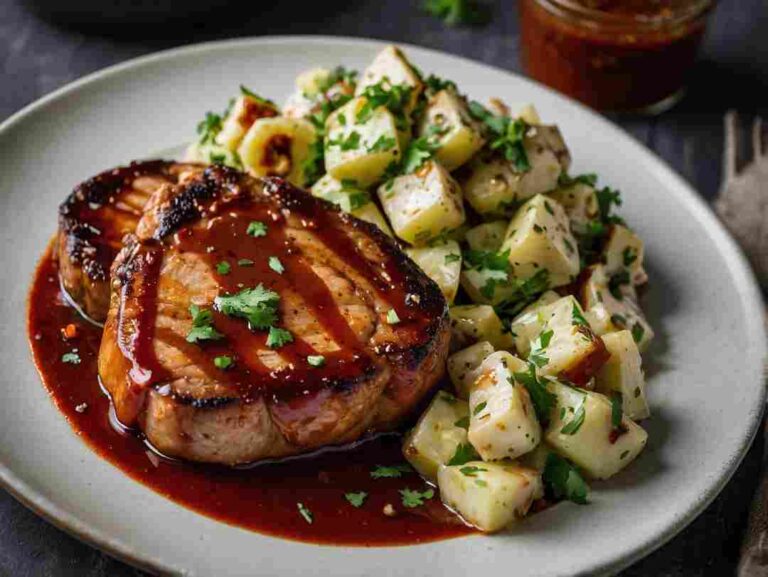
28,248 -> 471,545
519,0 -> 713,112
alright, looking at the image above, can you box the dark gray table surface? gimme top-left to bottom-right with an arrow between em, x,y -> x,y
1,0 -> 766,574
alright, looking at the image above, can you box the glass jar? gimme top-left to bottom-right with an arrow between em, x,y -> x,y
519,0 -> 715,114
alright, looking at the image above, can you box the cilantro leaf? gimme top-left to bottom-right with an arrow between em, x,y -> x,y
61,352 -> 81,365
327,130 -> 361,151
424,74 -> 458,96
367,135 -> 397,153
307,355 -> 326,367
214,355 -> 234,370
186,304 -> 224,343
571,303 -> 590,327
454,416 -> 470,429
400,136 -> 439,174
611,392 -> 623,429
558,173 -> 597,188
423,0 -> 489,26
512,363 -> 556,424
214,285 -> 279,330
399,487 -> 435,508
543,453 -> 589,505
371,464 -> 412,479
247,221 -> 268,237
216,261 -> 231,275
459,465 -> 487,477
473,401 -> 488,416
266,327 -> 293,348
356,81 -> 413,128
386,309 -> 401,324
196,111 -> 222,144
447,442 -> 480,466
268,256 -> 285,274
528,329 -> 553,368
631,322 -> 645,344
560,401 -> 586,435
468,101 -> 529,171
344,491 -> 368,508
297,502 -> 313,524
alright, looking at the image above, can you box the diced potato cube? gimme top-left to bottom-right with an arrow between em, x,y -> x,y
595,331 -> 650,421
515,295 -> 609,385
216,93 -> 279,151
377,161 -> 465,245
351,202 -> 394,236
548,182 -> 599,235
465,220 -> 508,252
468,351 -> 541,460
402,391 -> 469,482
447,341 -> 495,399
579,265 -> 654,351
459,266 -> 514,306
545,381 -> 648,480
438,461 -> 543,532
406,241 -> 462,303
509,290 -> 561,356
515,104 -> 541,125
532,125 -> 571,172
283,67 -> 356,120
237,117 -> 317,187
325,97 -> 402,187
603,224 -> 647,285
184,141 -> 242,170
461,126 -> 567,216
501,195 -> 580,288
356,45 -> 424,116
449,305 -> 514,351
311,174 -> 393,236
418,90 -> 485,171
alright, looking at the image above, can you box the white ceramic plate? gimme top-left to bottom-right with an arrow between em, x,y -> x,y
0,36 -> 765,577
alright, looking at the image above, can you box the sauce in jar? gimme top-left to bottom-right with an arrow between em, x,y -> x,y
519,0 -> 714,113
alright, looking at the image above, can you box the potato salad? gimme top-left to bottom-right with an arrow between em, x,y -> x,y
186,45 -> 654,533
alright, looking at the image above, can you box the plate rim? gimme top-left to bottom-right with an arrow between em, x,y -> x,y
1,34 -> 766,577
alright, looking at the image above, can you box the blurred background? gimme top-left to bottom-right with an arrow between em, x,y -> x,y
1,0 -> 766,574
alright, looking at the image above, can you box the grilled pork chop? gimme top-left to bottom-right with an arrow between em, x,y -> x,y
58,161 -> 200,322
98,166 -> 450,465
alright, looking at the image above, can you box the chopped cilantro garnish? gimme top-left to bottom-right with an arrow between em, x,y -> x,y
367,135 -> 397,153
623,246 -> 638,267
400,136 -> 439,174
247,221 -> 268,237
214,355 -> 234,370
268,256 -> 285,274
216,261 -> 231,275
307,355 -> 326,367
196,111 -> 222,145
386,309 -> 401,324
447,442 -> 480,466
327,130 -> 361,151
560,401 -> 586,435
371,464 -> 412,479
528,329 -> 553,368
444,253 -> 461,265
558,173 -> 597,188
399,487 -> 435,508
215,285 -> 279,330
356,81 -> 412,128
512,363 -> 556,424
543,453 -> 589,505
473,401 -> 488,416
454,416 -> 470,429
611,393 -> 623,429
424,74 -> 458,95
237,258 -> 254,266
344,491 -> 368,508
297,502 -> 313,524
468,101 -> 529,171
186,304 -> 224,343
571,303 -> 590,327
61,352 -> 81,365
459,465 -> 487,477
631,322 -> 645,344
423,0 -> 489,26
266,326 -> 293,348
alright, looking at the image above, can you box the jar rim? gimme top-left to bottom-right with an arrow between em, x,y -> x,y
532,0 -> 715,29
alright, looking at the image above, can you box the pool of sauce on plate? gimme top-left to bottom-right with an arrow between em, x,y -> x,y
28,247 -> 470,545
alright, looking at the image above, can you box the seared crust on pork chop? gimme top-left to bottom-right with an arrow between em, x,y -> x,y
57,161 -> 201,322
99,166 -> 450,465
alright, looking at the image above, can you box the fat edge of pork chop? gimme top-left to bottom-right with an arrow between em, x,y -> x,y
57,161 -> 201,323
99,167 -> 450,465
